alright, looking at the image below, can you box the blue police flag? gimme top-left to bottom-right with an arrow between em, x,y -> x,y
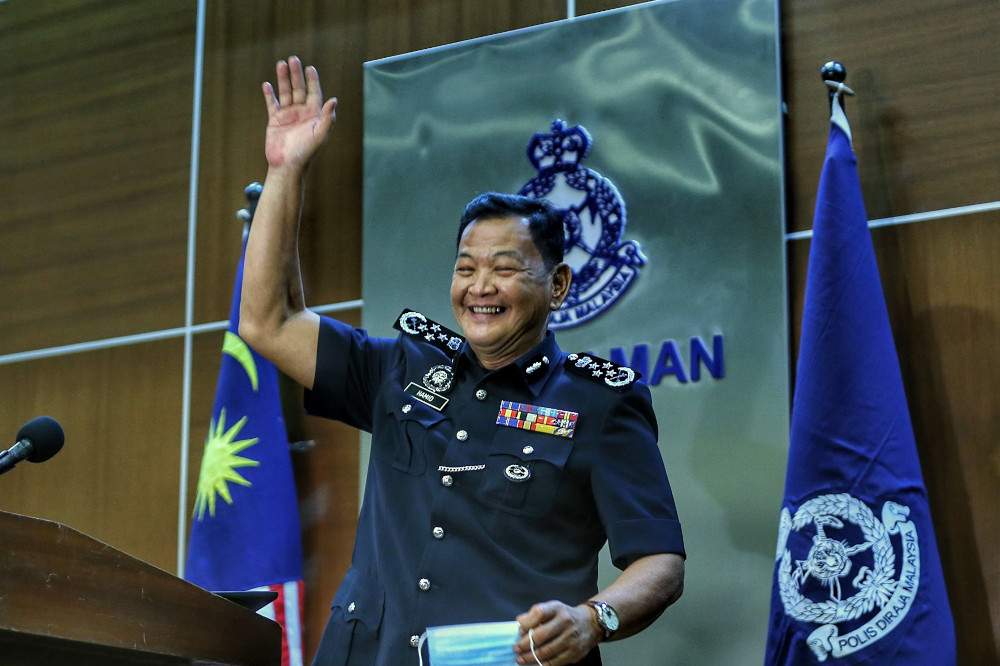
186,230 -> 304,665
764,97 -> 955,664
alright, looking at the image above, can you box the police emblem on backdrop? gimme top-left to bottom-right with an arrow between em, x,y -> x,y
774,493 -> 920,661
519,120 -> 646,329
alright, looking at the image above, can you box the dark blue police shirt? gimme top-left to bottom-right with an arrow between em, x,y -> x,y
305,313 -> 685,666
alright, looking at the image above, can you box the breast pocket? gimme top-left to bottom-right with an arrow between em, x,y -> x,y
374,386 -> 448,475
480,430 -> 574,517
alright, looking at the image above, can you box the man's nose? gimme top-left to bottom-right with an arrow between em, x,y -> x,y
471,271 -> 496,295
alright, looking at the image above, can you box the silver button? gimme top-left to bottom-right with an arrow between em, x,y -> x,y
348,602 -> 356,613
441,475 -> 454,487
418,578 -> 431,591
476,389 -> 487,401
522,446 -> 534,455
456,429 -> 468,441
410,635 -> 421,648
402,404 -> 412,414
432,526 -> 445,539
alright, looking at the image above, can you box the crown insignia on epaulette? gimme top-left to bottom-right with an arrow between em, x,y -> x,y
565,352 -> 640,390
394,309 -> 465,359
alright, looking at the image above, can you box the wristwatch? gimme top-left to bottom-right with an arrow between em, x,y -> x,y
586,600 -> 620,640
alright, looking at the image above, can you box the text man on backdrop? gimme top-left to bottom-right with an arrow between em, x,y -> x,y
240,56 -> 686,666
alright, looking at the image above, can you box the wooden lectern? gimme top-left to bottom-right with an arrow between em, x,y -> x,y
0,510 -> 281,665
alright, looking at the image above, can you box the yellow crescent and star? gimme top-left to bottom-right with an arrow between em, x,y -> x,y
193,331 -> 263,520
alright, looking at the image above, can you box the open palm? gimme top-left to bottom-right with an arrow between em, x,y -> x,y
262,56 -> 337,171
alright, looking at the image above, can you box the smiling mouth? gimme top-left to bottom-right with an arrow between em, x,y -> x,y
470,306 -> 506,315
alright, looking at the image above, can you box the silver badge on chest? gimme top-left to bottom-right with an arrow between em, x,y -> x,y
423,364 -> 455,394
504,464 -> 531,482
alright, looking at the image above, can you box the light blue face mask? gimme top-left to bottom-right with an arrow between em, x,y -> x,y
416,620 -> 542,666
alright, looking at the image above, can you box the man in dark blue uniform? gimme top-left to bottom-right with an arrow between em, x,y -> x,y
241,56 -> 686,666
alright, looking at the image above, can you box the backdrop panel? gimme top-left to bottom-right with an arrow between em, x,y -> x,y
362,0 -> 787,662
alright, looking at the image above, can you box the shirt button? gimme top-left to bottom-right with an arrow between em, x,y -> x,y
402,404 -> 412,414
410,635 -> 421,648
432,526 -> 445,539
456,429 -> 468,441
348,602 -> 356,613
418,578 -> 431,591
476,389 -> 487,401
522,446 -> 534,455
441,475 -> 454,487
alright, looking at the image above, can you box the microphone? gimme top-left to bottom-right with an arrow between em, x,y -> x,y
0,416 -> 65,476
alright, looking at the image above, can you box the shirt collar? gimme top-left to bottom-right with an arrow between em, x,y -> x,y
455,332 -> 562,397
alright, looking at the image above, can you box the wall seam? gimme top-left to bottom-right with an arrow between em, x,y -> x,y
178,0 -> 208,577
0,300 -> 364,367
785,200 -> 1000,241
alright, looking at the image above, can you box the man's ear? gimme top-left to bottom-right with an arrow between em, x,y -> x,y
550,263 -> 573,311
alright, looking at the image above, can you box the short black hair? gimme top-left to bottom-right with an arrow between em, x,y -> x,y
457,192 -> 565,269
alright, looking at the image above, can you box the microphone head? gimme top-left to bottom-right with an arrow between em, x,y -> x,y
16,416 -> 65,463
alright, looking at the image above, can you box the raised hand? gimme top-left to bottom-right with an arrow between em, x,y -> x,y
261,56 -> 338,172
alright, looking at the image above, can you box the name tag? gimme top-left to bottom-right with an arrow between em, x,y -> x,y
404,382 -> 449,411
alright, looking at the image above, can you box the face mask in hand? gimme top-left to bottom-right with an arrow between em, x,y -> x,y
416,620 -> 526,666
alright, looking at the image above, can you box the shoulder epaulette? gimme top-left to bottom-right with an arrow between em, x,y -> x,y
564,352 -> 641,391
394,309 -> 465,359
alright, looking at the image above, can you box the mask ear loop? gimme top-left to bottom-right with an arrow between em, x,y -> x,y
528,628 -> 544,666
416,631 -> 428,666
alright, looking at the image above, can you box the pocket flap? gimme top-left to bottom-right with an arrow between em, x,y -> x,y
385,384 -> 448,427
330,567 -> 385,633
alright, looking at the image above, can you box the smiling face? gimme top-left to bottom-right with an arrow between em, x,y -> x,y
451,215 -> 571,370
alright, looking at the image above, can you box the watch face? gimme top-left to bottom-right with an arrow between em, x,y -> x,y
602,604 -> 620,632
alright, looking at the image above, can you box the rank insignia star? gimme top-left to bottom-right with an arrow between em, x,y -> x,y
394,309 -> 466,360
565,353 -> 640,390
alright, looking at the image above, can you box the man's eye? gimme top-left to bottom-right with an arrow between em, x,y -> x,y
455,266 -> 474,276
495,266 -> 518,275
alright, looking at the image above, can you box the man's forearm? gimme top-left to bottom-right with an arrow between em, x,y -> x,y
587,552 -> 685,641
241,168 -> 305,337
239,166 -> 320,388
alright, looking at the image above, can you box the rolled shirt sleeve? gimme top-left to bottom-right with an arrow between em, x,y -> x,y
591,382 -> 686,568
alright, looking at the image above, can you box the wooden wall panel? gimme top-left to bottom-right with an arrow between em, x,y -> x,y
0,340 -> 185,573
361,0 -> 565,61
196,0 -> 570,325
0,0 -> 198,354
879,212 -> 1000,662
782,0 -> 999,230
574,0 -> 642,15
197,0 -> 370,324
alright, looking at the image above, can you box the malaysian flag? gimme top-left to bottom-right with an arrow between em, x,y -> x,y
186,222 -> 305,666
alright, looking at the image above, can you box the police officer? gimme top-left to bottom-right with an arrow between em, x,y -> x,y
241,56 -> 685,666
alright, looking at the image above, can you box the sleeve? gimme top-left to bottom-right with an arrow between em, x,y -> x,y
303,315 -> 399,433
591,383 -> 686,569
